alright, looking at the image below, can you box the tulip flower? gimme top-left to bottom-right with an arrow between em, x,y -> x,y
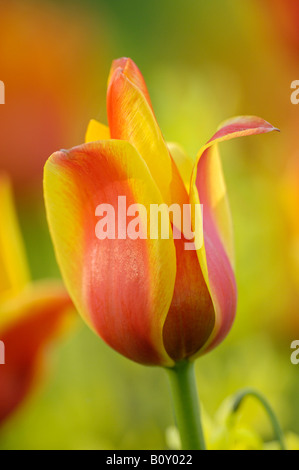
44,57 -> 278,449
0,174 -> 73,424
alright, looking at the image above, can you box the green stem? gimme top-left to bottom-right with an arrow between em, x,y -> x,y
165,360 -> 206,450
231,388 -> 286,450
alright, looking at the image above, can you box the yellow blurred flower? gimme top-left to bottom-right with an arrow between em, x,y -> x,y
166,393 -> 296,450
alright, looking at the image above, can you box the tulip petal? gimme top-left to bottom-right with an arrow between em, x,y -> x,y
190,116 -> 278,355
0,174 -> 30,297
167,142 -> 194,194
0,281 -> 73,423
160,142 -> 215,361
108,57 -> 153,110
85,119 -> 110,143
163,235 -> 215,362
107,67 -> 188,209
44,140 -> 176,366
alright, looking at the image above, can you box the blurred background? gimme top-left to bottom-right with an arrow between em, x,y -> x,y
0,0 -> 299,449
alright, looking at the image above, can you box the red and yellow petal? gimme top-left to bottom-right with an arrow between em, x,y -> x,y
0,173 -> 30,297
44,140 -> 176,366
85,119 -> 110,143
163,234 -> 215,362
0,281 -> 73,424
162,143 -> 215,361
108,57 -> 153,111
107,65 -> 188,210
167,142 -> 194,194
190,116 -> 279,356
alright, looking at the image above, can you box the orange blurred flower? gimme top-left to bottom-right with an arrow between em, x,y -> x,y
0,0 -> 106,190
0,174 -> 74,424
262,0 -> 299,54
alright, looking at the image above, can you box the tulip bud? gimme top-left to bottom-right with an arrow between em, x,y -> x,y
44,58 -> 278,367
